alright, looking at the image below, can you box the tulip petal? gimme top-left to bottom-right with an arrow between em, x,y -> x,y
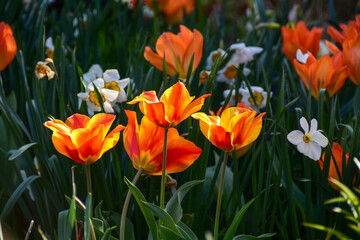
180,93 -> 210,125
87,113 -> 116,136
100,124 -> 124,158
65,113 -> 91,129
123,110 -> 141,161
156,32 -> 186,69
182,29 -> 203,74
144,46 -> 178,76
44,119 -> 71,134
52,132 -> 83,164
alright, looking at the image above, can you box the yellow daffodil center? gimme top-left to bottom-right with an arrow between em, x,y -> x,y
199,71 -> 209,85
248,91 -> 264,106
303,134 -> 311,143
36,64 -> 50,76
104,81 -> 120,92
89,91 -> 106,106
46,49 -> 54,59
212,51 -> 223,62
223,65 -> 238,79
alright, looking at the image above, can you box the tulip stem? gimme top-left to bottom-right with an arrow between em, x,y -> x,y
120,168 -> 143,240
85,164 -> 92,218
214,152 -> 228,240
160,128 -> 169,212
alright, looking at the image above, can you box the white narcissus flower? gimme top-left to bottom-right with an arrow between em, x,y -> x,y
83,64 -> 103,87
102,69 -> 130,103
223,85 -> 271,110
35,58 -> 55,80
77,79 -> 118,113
287,117 -> 328,160
229,43 -> 263,65
206,48 -> 226,70
45,37 -> 54,59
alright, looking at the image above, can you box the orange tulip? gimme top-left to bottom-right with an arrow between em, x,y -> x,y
327,14 -> 360,45
123,110 -> 201,175
293,51 -> 349,99
281,21 -> 323,62
143,0 -> 195,24
144,25 -> 203,79
128,81 -> 210,128
319,142 -> 349,190
44,113 -> 124,165
0,22 -> 17,71
192,107 -> 265,152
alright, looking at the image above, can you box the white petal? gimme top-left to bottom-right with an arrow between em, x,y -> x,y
353,157 -> 360,170
86,99 -> 101,112
308,119 -> 318,135
83,72 -> 96,85
104,102 -> 115,113
299,117 -> 309,134
297,141 -> 309,155
287,130 -> 304,145
223,89 -> 231,98
117,89 -> 127,103
307,142 -> 322,160
77,92 -> 89,100
117,77 -> 130,88
296,49 -> 309,64
89,64 -> 103,78
102,89 -> 119,102
103,69 -> 120,82
311,131 -> 328,147
45,37 -> 54,50
243,67 -> 251,76
92,79 -> 105,88
229,43 -> 245,50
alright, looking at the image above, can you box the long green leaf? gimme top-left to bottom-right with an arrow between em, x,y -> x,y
0,175 -> 39,220
124,177 -> 159,240
8,142 -> 37,161
223,198 -> 255,240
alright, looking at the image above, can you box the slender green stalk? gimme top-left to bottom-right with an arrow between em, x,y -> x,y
85,164 -> 92,218
160,128 -> 169,211
120,168 -> 144,240
214,152 -> 228,240
85,164 -> 92,195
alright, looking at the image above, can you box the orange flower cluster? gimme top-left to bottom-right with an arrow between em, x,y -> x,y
327,14 -> 360,86
281,21 -> 323,62
0,22 -> 17,71
143,0 -> 195,24
144,25 -> 203,80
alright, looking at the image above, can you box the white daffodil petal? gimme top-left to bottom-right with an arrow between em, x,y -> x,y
89,64 -> 103,78
243,67 -> 251,76
83,72 -> 96,86
104,102 -> 115,113
296,49 -> 309,64
102,89 -> 119,102
86,99 -> 101,112
297,141 -> 308,155
77,92 -> 88,100
311,131 -> 328,147
117,89 -> 127,103
103,69 -> 120,82
309,119 -> 318,135
299,117 -> 309,134
307,142 -> 321,160
117,78 -> 130,88
287,130 -> 304,145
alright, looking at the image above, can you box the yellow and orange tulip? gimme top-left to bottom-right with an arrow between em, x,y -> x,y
293,51 -> 349,99
123,110 -> 201,175
128,81 -> 210,128
319,142 -> 349,190
44,113 -> 124,165
143,0 -> 195,24
144,25 -> 203,79
192,107 -> 265,152
281,21 -> 323,62
0,22 -> 17,71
